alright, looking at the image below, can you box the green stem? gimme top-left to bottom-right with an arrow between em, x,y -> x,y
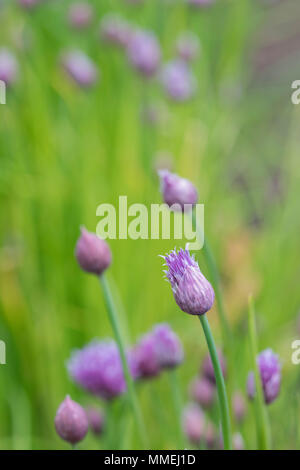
99,274 -> 148,448
191,211 -> 231,342
168,369 -> 186,449
198,315 -> 232,450
248,296 -> 270,450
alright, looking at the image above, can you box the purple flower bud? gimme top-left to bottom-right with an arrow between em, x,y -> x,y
127,30 -> 161,77
182,403 -> 205,446
55,395 -> 88,445
232,391 -> 246,423
0,48 -> 18,85
153,323 -> 184,369
163,247 -> 215,315
247,349 -> 281,405
161,60 -> 196,101
68,340 -> 137,400
100,14 -> 132,48
202,349 -> 226,383
68,3 -> 93,29
158,170 -> 198,211
233,432 -> 245,450
134,332 -> 161,379
62,50 -> 98,87
18,0 -> 40,8
85,407 -> 105,435
190,377 -> 215,408
75,227 -> 111,275
176,32 -> 200,62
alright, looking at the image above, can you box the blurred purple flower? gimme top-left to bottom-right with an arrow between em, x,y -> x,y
55,395 -> 88,445
162,247 -> 215,315
0,48 -> 18,85
233,432 -> 245,450
127,30 -> 161,77
232,391 -> 246,422
134,332 -> 161,379
85,407 -> 105,436
187,0 -> 215,6
161,60 -> 196,101
202,349 -> 226,384
62,50 -> 98,87
100,14 -> 132,48
190,377 -> 215,408
68,2 -> 93,29
153,323 -> 184,369
247,348 -> 281,405
18,0 -> 40,8
75,227 -> 111,275
176,32 -> 200,62
182,403 -> 205,446
68,340 -> 137,400
158,169 -> 198,211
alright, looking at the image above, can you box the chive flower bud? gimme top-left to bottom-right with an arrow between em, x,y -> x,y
134,332 -> 161,379
161,60 -> 196,102
182,403 -> 205,446
247,348 -> 281,405
153,323 -> 184,369
54,395 -> 88,445
162,247 -> 215,315
85,407 -> 105,436
190,377 -> 215,408
127,30 -> 161,77
75,227 -> 111,275
62,50 -> 98,87
158,170 -> 198,211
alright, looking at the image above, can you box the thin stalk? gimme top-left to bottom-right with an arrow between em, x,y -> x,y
99,274 -> 148,448
191,211 -> 231,341
248,296 -> 270,450
168,369 -> 186,449
198,315 -> 232,450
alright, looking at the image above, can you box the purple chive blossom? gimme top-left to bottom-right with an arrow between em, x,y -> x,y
100,14 -> 132,48
182,403 -> 205,446
55,396 -> 88,445
161,60 -> 196,101
190,377 -> 215,408
202,350 -> 226,384
153,323 -> 184,369
176,32 -> 200,62
68,2 -> 93,29
62,50 -> 98,87
85,407 -> 105,436
0,48 -> 18,85
68,340 -> 137,400
127,30 -> 161,77
134,332 -> 161,379
75,227 -> 111,275
158,170 -> 198,211
162,247 -> 215,315
247,349 -> 281,405
232,391 -> 246,423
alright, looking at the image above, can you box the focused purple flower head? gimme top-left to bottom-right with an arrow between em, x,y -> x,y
127,30 -> 161,77
247,348 -> 281,405
85,407 -> 105,436
55,395 -> 88,445
75,227 -> 111,275
68,340 -> 137,400
163,247 -> 215,315
100,14 -> 132,48
68,2 -> 93,29
202,350 -> 226,383
190,377 -> 215,408
134,332 -> 161,379
176,32 -> 200,62
0,48 -> 18,85
158,170 -> 198,211
18,0 -> 40,8
153,323 -> 184,369
62,50 -> 98,87
161,60 -> 196,101
182,403 -> 205,445
232,391 -> 246,423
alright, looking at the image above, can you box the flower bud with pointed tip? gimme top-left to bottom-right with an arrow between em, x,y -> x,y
158,170 -> 198,211
75,227 -> 111,275
202,349 -> 226,383
134,332 -> 161,379
247,348 -> 281,405
163,248 -> 215,315
85,407 -> 105,436
62,50 -> 98,87
153,323 -> 184,369
190,377 -> 215,408
55,395 -> 88,445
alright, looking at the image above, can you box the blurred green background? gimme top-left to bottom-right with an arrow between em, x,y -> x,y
0,0 -> 300,450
